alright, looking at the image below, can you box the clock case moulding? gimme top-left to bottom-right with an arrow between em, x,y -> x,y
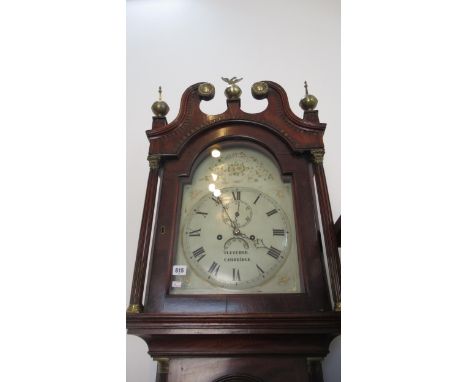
127,81 -> 340,363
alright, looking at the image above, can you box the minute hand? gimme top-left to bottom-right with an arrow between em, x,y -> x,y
217,197 -> 238,230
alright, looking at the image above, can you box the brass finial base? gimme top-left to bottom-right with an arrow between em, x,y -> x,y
126,304 -> 143,314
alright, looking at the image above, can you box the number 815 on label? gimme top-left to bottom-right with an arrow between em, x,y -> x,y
172,265 -> 187,276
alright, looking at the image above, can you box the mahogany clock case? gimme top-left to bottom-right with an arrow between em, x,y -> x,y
127,81 -> 341,378
145,134 -> 331,314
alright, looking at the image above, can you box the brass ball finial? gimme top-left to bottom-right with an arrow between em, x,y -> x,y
222,76 -> 243,100
251,81 -> 269,99
299,81 -> 318,111
198,82 -> 215,100
151,86 -> 170,117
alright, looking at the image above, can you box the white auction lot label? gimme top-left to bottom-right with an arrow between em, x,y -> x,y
172,265 -> 187,276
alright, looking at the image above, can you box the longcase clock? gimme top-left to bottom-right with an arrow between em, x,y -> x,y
127,79 -> 341,382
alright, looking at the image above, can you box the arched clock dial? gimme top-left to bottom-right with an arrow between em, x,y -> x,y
170,145 -> 302,295
182,187 -> 292,289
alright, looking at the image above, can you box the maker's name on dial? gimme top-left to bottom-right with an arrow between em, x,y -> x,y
224,250 -> 248,255
224,257 -> 251,262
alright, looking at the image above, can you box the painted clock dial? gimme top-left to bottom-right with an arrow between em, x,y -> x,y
182,187 -> 292,289
170,146 -> 302,294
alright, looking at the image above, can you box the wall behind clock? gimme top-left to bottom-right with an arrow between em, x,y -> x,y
126,0 -> 341,381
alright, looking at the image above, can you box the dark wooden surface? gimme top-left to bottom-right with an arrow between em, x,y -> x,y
166,357 -> 313,382
334,216 -> 341,248
313,163 -> 341,308
128,166 -> 159,310
127,312 -> 340,359
146,82 -> 325,156
127,81 -> 341,381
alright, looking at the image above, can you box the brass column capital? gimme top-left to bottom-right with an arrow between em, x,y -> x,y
155,358 -> 170,373
310,148 -> 325,164
306,356 -> 322,365
147,154 -> 161,170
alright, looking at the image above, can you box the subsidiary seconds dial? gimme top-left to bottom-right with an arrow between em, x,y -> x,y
181,187 -> 292,289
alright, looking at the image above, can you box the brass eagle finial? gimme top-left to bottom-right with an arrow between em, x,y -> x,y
221,76 -> 243,85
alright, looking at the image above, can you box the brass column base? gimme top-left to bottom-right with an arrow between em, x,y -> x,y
126,304 -> 143,314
